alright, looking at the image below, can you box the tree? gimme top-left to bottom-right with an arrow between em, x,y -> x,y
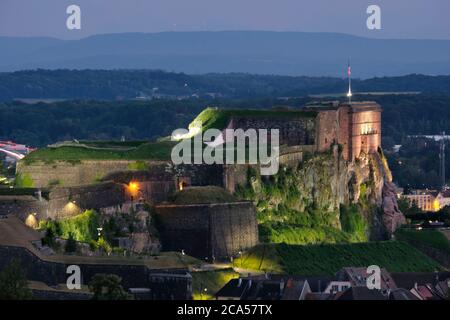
0,259 -> 33,300
89,274 -> 132,300
65,232 -> 77,253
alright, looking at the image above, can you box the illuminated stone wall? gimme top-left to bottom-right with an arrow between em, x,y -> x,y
0,182 -> 128,221
315,102 -> 382,161
350,108 -> 382,160
47,182 -> 127,219
16,160 -> 167,188
0,196 -> 48,221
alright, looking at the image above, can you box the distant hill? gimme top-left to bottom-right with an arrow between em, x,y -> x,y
1,69 -> 450,102
2,31 -> 450,77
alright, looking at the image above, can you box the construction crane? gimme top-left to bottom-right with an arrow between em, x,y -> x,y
439,132 -> 446,189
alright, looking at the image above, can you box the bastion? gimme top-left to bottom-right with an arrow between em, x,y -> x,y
154,186 -> 259,259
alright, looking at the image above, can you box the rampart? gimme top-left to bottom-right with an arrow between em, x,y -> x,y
228,116 -> 316,146
16,160 -> 167,188
155,202 -> 258,259
0,245 -> 192,299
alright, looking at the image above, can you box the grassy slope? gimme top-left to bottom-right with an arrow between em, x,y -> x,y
23,141 -> 176,163
396,229 -> 450,253
233,241 -> 442,276
191,269 -> 239,300
191,107 -> 317,132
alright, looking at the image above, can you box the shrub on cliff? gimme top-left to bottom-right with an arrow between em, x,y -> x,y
14,173 -> 34,188
96,237 -> 112,255
339,204 -> 368,242
127,160 -> 149,171
65,232 -> 78,253
40,210 -> 100,243
42,227 -> 56,248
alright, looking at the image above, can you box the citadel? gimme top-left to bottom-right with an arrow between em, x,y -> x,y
0,100 -> 406,298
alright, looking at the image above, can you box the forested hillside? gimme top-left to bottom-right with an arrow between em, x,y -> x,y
1,70 -> 450,101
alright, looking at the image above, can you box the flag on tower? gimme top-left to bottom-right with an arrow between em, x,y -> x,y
346,59 -> 352,103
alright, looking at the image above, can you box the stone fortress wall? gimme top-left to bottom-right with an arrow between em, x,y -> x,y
0,245 -> 192,299
0,183 -> 128,221
154,202 -> 258,259
312,102 -> 382,161
16,159 -> 166,189
349,104 -> 382,159
228,116 -> 316,146
47,182 -> 127,220
0,195 -> 48,221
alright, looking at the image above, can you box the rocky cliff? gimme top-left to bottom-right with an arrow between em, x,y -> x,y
347,148 -> 406,239
236,146 -> 405,243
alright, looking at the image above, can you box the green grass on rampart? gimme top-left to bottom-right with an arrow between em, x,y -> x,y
22,141 -> 176,163
191,107 -> 317,132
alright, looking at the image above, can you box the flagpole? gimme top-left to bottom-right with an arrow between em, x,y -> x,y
347,59 -> 352,104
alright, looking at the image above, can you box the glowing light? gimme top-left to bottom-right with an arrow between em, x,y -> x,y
433,199 -> 440,212
171,124 -> 202,141
129,182 -> 139,192
25,213 -> 38,229
128,182 -> 140,199
63,201 -> 80,216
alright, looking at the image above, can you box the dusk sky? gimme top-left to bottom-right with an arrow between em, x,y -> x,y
0,0 -> 449,40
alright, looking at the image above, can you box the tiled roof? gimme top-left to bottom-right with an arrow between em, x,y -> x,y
281,279 -> 307,300
389,288 -> 419,300
390,272 -> 450,290
215,279 -> 251,298
337,287 -> 388,300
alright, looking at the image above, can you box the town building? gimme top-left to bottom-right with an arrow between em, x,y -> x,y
215,269 -> 450,301
403,189 -> 450,212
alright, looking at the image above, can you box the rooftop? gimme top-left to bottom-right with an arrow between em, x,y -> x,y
336,287 -> 388,300
215,278 -> 251,298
